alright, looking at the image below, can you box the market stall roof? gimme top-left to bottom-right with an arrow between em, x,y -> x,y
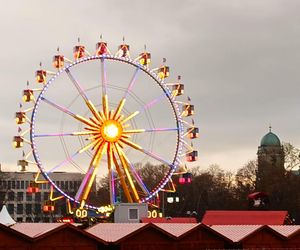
202,211 -> 288,225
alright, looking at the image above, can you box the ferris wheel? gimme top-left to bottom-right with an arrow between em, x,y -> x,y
13,37 -> 199,214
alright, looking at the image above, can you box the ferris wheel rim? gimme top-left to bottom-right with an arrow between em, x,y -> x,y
29,54 -> 185,209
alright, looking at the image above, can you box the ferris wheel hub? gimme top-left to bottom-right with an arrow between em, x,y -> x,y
100,120 -> 123,142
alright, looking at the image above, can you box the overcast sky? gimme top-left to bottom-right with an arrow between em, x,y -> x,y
1,0 -> 300,172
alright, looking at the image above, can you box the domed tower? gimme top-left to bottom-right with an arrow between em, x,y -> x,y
256,127 -> 285,193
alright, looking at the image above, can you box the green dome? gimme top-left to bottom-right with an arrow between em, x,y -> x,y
260,131 -> 281,146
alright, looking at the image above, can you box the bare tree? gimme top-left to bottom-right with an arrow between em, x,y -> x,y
283,142 -> 300,171
235,160 -> 257,188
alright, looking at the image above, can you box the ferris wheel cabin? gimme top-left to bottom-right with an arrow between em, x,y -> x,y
187,127 -> 199,139
96,42 -> 108,55
186,150 -> 198,162
27,181 -> 39,193
172,83 -> 184,96
139,52 -> 151,66
53,55 -> 64,69
182,104 -> 194,117
15,112 -> 26,124
158,66 -> 170,79
118,44 -> 130,57
13,136 -> 24,148
17,160 -> 28,172
35,70 -> 46,83
73,45 -> 85,60
23,89 -> 34,102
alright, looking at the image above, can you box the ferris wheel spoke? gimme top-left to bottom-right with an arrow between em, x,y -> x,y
102,95 -> 109,119
107,144 -> 116,204
66,68 -> 89,103
86,100 -> 104,123
120,111 -> 139,124
47,152 -> 79,173
113,98 -> 126,120
116,143 -> 150,196
66,68 -> 103,123
114,143 -> 140,201
41,97 -> 98,128
121,137 -> 174,167
139,149 -> 174,168
119,137 -> 142,150
124,67 -> 140,99
111,146 -> 134,203
138,93 -> 167,114
46,139 -> 99,173
101,58 -> 107,96
34,131 -> 95,138
75,140 -> 107,208
123,127 -> 179,134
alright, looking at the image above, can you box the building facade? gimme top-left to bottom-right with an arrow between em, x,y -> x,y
0,171 -> 85,222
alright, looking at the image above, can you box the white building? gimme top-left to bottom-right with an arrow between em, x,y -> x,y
0,171 -> 85,222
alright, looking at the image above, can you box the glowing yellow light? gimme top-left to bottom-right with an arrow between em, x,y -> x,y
101,120 -> 123,142
104,124 -> 119,138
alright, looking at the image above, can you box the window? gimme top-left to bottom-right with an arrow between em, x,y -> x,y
34,217 -> 41,222
26,204 -> 32,214
25,181 -> 29,188
26,217 -> 33,222
26,193 -> 32,201
8,181 -> 11,189
17,192 -> 23,201
8,191 -> 14,201
17,204 -> 23,215
70,181 -> 73,189
3,181 -> 6,189
7,204 -> 14,215
43,192 -> 49,200
0,192 -> 5,201
17,217 -> 23,222
35,204 -> 41,214
61,181 -> 65,189
129,208 -> 138,220
42,183 -> 47,190
21,181 -> 24,189
65,181 -> 68,190
16,181 -> 20,189
11,181 -> 15,189
35,192 -> 41,202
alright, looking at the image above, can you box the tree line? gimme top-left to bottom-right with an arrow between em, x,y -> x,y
96,142 -> 300,223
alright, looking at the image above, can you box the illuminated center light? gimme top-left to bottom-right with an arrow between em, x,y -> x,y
101,120 -> 123,142
104,124 -> 119,138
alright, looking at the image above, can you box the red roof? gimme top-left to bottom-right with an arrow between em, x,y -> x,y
141,217 -> 197,223
10,222 -> 106,244
153,223 -> 198,237
86,223 -> 147,242
11,223 -> 64,238
202,211 -> 288,225
270,225 -> 300,238
211,225 -> 263,242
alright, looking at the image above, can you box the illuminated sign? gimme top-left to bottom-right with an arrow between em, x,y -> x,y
75,209 -> 88,218
147,210 -> 163,218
